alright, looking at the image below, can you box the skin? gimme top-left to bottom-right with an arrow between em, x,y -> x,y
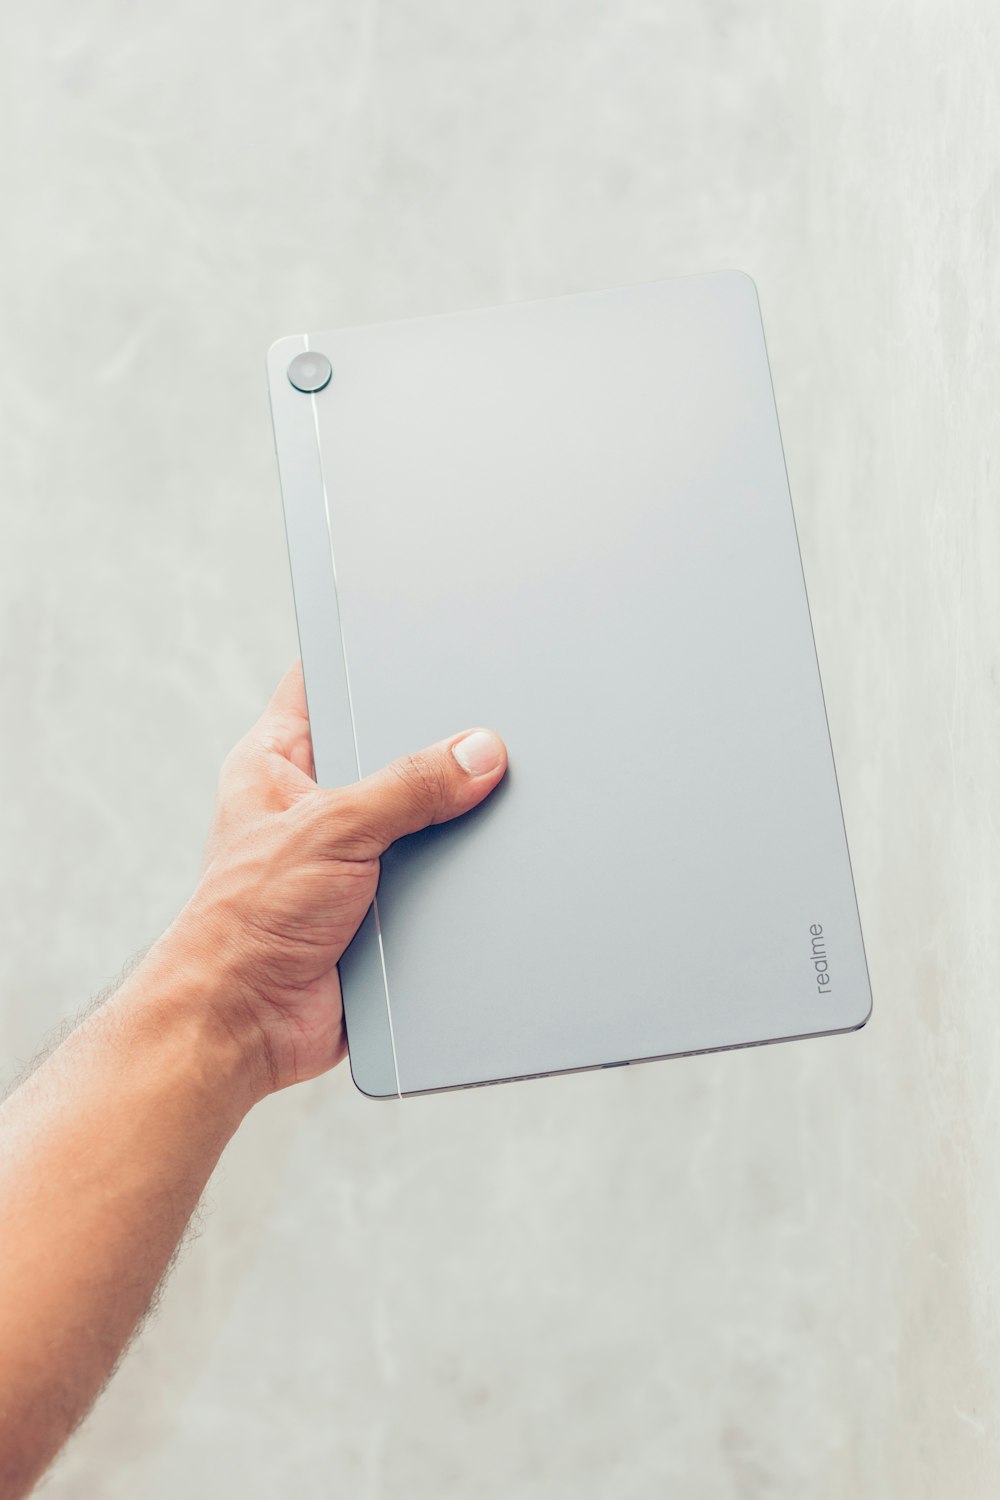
0,662 -> 507,1499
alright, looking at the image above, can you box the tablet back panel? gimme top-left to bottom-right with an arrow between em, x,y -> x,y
267,273 -> 871,1098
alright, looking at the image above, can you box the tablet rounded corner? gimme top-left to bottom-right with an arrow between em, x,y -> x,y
723,267 -> 762,308
266,333 -> 307,378
852,985 -> 874,1032
839,981 -> 873,1036
347,1043 -> 400,1102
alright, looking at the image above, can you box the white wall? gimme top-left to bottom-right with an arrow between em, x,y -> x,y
2,3 -> 998,1496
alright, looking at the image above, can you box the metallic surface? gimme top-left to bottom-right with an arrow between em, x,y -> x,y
269,273 -> 871,1097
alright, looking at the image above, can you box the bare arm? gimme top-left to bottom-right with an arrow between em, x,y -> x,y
0,664 -> 507,1497
0,952 -> 260,1495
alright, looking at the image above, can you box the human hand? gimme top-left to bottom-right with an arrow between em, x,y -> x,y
0,660 -> 504,1492
160,662 -> 507,1100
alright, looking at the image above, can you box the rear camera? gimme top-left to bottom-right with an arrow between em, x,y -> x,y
287,351 -> 332,394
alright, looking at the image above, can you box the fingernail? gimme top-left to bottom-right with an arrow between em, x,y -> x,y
452,729 -> 504,776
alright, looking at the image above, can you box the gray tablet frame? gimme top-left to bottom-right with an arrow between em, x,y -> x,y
267,273 -> 872,1099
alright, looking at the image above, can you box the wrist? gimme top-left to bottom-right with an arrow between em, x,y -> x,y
114,921 -> 277,1119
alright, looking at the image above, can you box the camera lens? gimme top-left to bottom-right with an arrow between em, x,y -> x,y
287,351 -> 332,394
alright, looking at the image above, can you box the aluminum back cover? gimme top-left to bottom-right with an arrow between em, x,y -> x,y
267,272 -> 871,1098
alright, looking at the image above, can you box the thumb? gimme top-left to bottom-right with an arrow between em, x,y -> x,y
324,728 -> 508,859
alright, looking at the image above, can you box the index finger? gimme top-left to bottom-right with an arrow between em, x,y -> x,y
252,660 -> 315,777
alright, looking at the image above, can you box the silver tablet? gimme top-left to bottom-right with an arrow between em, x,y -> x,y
267,272 -> 871,1099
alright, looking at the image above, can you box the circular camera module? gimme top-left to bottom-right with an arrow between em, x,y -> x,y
287,351 -> 332,394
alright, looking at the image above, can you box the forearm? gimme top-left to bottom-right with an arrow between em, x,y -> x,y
0,659 -> 505,1495
0,934 -> 266,1498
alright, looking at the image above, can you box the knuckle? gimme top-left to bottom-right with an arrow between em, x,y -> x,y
218,744 -> 243,787
218,737 -> 260,787
216,743 -> 279,814
391,752 -> 448,816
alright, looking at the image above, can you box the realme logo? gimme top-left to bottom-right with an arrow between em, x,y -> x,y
810,923 -> 832,994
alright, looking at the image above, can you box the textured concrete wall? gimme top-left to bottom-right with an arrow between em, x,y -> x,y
1,3 -> 998,1496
